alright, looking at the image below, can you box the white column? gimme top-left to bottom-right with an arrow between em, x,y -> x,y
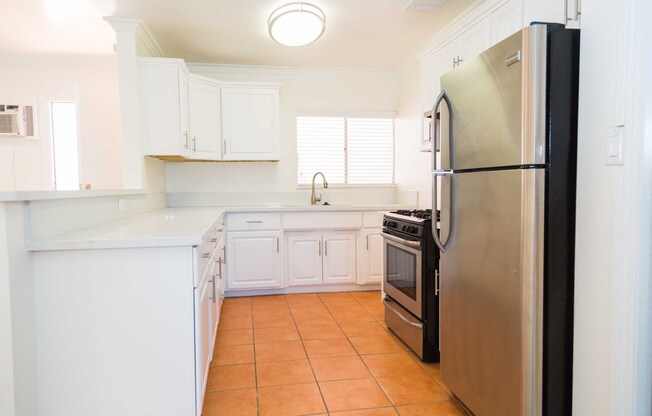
105,18 -> 164,190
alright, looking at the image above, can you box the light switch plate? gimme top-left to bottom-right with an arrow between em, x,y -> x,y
606,125 -> 624,165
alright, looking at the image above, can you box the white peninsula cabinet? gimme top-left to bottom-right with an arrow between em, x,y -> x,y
31,213 -> 225,416
221,85 -> 280,161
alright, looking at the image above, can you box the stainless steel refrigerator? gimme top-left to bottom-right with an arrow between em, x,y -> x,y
431,24 -> 580,416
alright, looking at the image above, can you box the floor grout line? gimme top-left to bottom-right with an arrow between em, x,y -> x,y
210,292 -> 462,416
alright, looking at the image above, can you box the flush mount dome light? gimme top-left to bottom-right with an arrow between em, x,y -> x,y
268,2 -> 325,47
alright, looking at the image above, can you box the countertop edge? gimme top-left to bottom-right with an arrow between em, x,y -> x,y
27,205 -> 414,252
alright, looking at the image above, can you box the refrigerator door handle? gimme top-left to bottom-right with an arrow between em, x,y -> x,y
433,172 -> 455,252
431,90 -> 453,171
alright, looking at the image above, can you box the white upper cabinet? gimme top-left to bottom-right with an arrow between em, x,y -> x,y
140,58 -> 190,158
140,59 -> 281,162
457,15 -> 493,66
221,86 -> 280,161
187,76 -> 222,160
523,0 -> 581,28
492,0 -> 524,44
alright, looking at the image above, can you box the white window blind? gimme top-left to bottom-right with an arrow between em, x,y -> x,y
297,116 -> 395,185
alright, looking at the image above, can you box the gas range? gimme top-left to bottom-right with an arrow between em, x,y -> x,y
381,208 -> 441,362
383,209 -> 439,238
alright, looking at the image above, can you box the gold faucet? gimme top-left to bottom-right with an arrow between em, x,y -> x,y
310,172 -> 329,205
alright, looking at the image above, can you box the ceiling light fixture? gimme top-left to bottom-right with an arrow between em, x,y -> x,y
268,2 -> 326,47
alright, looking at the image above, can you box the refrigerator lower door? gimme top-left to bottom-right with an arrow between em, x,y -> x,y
440,168 -> 544,416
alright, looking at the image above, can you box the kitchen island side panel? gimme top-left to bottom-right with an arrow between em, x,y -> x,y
34,246 -> 196,416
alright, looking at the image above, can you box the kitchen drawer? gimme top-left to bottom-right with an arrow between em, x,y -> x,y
362,211 -> 384,228
283,212 -> 363,230
227,212 -> 281,231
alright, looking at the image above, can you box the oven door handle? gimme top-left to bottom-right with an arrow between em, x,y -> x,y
381,232 -> 422,249
382,297 -> 424,329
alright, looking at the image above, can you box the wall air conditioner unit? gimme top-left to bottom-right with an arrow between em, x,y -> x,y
0,104 -> 34,137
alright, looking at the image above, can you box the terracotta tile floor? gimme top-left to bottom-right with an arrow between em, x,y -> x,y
203,291 -> 467,416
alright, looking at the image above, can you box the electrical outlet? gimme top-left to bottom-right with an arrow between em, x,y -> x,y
117,198 -> 126,213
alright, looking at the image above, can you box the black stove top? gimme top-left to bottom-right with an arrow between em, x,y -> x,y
394,209 -> 435,220
383,209 -> 440,239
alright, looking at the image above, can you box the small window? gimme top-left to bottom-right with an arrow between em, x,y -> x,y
297,116 -> 395,186
50,102 -> 79,190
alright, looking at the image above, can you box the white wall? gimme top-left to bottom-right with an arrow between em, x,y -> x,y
0,55 -> 123,191
165,65 -> 397,199
394,58 -> 432,209
573,0 -> 652,414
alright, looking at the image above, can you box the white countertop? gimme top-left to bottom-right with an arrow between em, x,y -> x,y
26,204 -> 411,252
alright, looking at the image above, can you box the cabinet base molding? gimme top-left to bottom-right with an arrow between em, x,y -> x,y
225,284 -> 381,298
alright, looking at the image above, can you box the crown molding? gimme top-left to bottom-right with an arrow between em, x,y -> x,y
405,0 -> 511,62
104,17 -> 165,58
187,62 -> 396,79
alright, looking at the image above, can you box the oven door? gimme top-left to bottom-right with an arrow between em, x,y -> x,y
382,231 -> 423,319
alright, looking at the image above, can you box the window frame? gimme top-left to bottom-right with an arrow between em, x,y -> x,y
296,111 -> 397,188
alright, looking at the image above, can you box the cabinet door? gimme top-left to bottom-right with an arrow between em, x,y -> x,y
221,87 -> 280,161
226,231 -> 282,289
322,231 -> 357,284
491,0 -> 523,45
357,229 -> 384,285
194,272 -> 212,413
188,79 -> 221,160
286,232 -> 323,286
458,15 -> 492,65
421,42 -> 458,147
140,60 -> 189,157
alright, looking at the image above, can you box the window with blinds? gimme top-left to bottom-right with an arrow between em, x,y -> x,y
297,116 -> 395,185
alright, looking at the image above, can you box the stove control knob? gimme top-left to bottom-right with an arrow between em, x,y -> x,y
401,224 -> 408,231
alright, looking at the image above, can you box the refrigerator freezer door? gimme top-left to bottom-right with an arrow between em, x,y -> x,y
439,25 -> 547,171
440,168 -> 544,416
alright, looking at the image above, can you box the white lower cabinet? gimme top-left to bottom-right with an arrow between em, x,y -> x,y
195,264 -> 213,414
357,228 -> 384,284
287,232 -> 323,285
322,231 -> 357,284
286,231 -> 357,286
226,230 -> 283,289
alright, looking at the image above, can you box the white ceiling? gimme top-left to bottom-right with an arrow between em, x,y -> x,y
3,0 -> 475,68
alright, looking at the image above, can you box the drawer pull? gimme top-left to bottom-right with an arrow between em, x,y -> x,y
202,253 -> 210,259
210,238 -> 217,243
246,220 -> 263,224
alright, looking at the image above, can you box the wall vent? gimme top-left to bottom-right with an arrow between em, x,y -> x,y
402,0 -> 450,12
